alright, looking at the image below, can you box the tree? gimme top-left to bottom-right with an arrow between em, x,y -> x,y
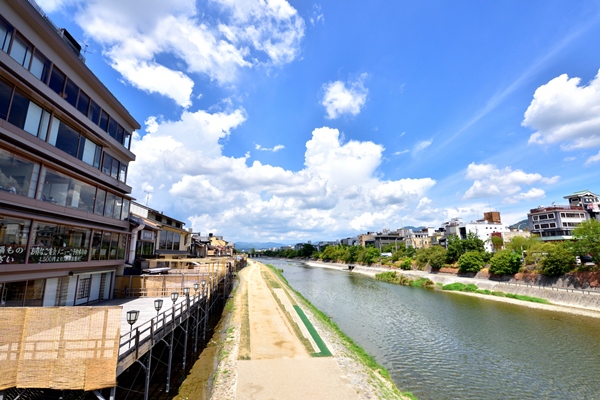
463,232 -> 485,253
572,219 -> 600,263
458,251 -> 485,273
505,236 -> 538,255
446,235 -> 463,263
489,250 -> 521,275
541,243 -> 575,277
428,246 -> 447,269
490,235 -> 504,252
359,247 -> 380,265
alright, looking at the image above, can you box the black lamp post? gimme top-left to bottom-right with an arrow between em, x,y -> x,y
154,299 -> 163,316
171,292 -> 178,304
126,310 -> 139,348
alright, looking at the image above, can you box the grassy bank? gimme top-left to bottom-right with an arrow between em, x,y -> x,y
266,264 -> 416,400
441,282 -> 551,304
375,271 -> 434,288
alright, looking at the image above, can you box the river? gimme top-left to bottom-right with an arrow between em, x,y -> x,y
259,259 -> 600,400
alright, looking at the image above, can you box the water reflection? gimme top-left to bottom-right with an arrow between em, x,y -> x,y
260,259 -> 600,400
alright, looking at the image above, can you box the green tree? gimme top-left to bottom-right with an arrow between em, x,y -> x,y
463,232 -> 485,253
490,235 -> 504,252
359,247 -> 381,265
541,243 -> 576,277
572,218 -> 600,263
428,246 -> 447,269
505,236 -> 538,255
446,235 -> 463,263
458,251 -> 485,273
489,250 -> 522,275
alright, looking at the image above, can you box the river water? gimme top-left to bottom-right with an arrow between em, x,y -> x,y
260,259 -> 600,400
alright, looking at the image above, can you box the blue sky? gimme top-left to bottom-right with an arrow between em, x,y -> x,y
39,0 -> 600,243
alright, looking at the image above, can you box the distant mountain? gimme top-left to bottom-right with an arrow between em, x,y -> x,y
509,219 -> 529,230
234,241 -> 289,251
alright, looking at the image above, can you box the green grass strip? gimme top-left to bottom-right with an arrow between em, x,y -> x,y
442,282 -> 551,304
293,304 -> 332,357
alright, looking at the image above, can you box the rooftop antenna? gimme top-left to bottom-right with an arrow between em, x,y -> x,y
81,42 -> 92,56
144,190 -> 151,206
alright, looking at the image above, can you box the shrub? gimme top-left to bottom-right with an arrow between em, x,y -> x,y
400,258 -> 413,270
541,243 -> 575,277
457,251 -> 485,273
489,250 -> 522,275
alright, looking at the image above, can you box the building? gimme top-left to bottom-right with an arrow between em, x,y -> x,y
442,215 -> 510,252
564,190 -> 600,219
0,0 -> 139,306
129,201 -> 192,262
527,204 -> 588,241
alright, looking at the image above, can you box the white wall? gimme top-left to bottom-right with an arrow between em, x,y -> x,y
43,278 -> 58,306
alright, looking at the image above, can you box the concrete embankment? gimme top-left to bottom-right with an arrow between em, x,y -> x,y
304,261 -> 600,316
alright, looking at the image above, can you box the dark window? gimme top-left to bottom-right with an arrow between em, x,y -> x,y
111,158 -> 119,179
77,277 -> 91,299
116,125 -> 124,144
7,89 -> 28,128
91,231 -> 102,260
48,66 -> 66,96
9,34 -> 32,68
48,117 -> 79,157
101,153 -> 112,175
63,78 -> 79,107
99,110 -> 109,131
107,118 -> 117,139
0,77 -> 12,120
155,214 -> 162,222
76,91 -> 90,115
101,232 -> 111,260
113,197 -> 122,219
0,16 -> 13,53
104,192 -> 116,218
8,90 -> 51,139
166,219 -> 172,226
88,100 -> 100,124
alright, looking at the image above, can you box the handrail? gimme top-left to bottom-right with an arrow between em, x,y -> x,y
502,281 -> 600,295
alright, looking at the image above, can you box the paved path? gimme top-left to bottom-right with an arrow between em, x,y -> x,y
235,261 -> 360,399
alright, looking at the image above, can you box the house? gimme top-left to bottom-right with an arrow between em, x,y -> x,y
442,214 -> 510,252
0,0 -> 139,306
527,204 -> 587,241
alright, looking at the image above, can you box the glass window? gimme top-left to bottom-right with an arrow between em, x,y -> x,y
0,17 -> 13,53
107,118 -> 117,139
113,196 -> 123,219
109,232 -> 118,260
111,158 -> 119,179
101,153 -> 112,175
0,147 -> 40,198
99,110 -> 109,131
48,117 -> 80,157
76,90 -> 90,115
78,137 -> 101,168
100,231 -> 111,260
0,77 -> 12,120
29,222 -> 90,263
94,188 -> 106,215
122,198 -> 130,220
124,131 -> 131,149
0,215 -> 30,264
39,168 -> 68,206
48,66 -> 66,96
173,233 -> 180,250
39,168 -> 96,213
63,78 -> 79,108
119,163 -> 127,183
29,50 -> 50,83
88,99 -> 101,124
8,90 -> 50,139
77,277 -> 90,299
117,234 -> 127,259
9,34 -> 32,68
91,230 -> 102,260
116,125 -> 124,144
166,231 -> 173,250
104,192 -> 116,218
68,180 -> 96,213
159,230 -> 167,250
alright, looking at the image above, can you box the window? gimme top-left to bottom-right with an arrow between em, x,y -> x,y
534,224 -> 540,230
0,17 -> 13,53
29,50 -> 50,82
173,233 -> 180,250
9,33 -> 32,68
124,131 -> 132,149
0,77 -> 12,120
94,189 -> 106,215
532,216 -> 539,221
107,118 -> 117,139
77,277 -> 90,299
166,231 -> 173,249
119,163 -> 127,183
30,222 -> 90,263
99,110 -> 109,131
549,223 -> 557,228
63,78 -> 79,108
116,125 -> 124,144
8,90 -> 50,140
1,280 -> 44,307
104,192 -> 117,218
78,136 -> 101,168
48,66 -> 66,96
101,153 -> 112,175
0,147 -> 40,198
111,157 -> 119,179
117,234 -> 127,259
76,91 -> 90,115
91,231 -> 102,261
0,215 -> 30,264
48,117 -> 79,157
113,197 -> 123,220
159,230 -> 167,250
88,100 -> 101,124
109,233 -> 119,260
122,198 -> 130,220
540,223 -> 550,229
539,214 -> 548,220
38,168 -> 96,213
101,231 -> 111,260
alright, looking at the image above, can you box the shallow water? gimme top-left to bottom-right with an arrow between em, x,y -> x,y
261,259 -> 600,400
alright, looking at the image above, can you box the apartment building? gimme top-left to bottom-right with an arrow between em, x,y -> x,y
0,0 -> 139,306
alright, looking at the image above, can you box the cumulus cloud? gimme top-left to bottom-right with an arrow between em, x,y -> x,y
255,144 -> 285,152
321,74 -> 368,119
523,69 -> 600,150
463,162 -> 558,203
128,113 -> 436,241
61,0 -> 304,107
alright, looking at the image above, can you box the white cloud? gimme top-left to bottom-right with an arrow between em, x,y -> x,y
310,4 -> 325,26
255,144 -> 285,152
394,150 -> 410,156
321,74 -> 368,119
585,151 -> 600,165
128,114 -> 436,241
414,139 -> 433,153
463,162 -> 558,203
523,69 -> 600,150
64,0 -> 304,107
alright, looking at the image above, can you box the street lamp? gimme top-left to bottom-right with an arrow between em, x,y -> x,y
154,299 -> 163,316
183,287 -> 190,297
193,283 -> 199,293
126,310 -> 139,349
171,292 -> 179,304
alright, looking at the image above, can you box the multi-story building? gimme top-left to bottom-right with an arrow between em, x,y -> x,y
442,215 -> 510,252
527,205 -> 587,241
0,0 -> 139,306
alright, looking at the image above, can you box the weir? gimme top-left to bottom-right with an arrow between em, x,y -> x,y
0,257 -> 245,400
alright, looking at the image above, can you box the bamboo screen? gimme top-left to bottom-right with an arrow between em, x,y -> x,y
0,306 -> 121,391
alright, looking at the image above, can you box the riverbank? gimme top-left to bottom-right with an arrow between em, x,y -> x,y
302,260 -> 600,319
208,260 -> 412,399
